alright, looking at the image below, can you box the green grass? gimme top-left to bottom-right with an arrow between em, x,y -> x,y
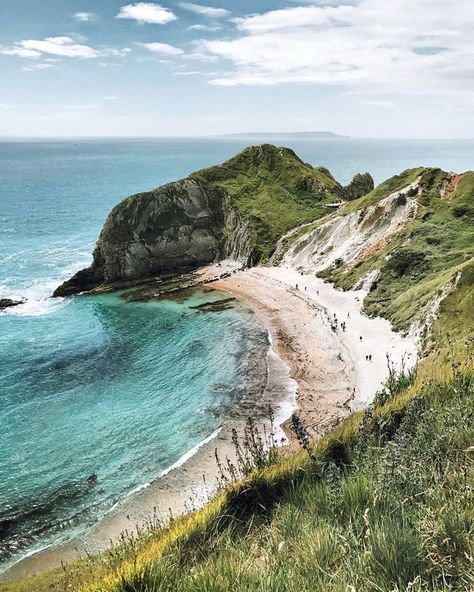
190,145 -> 344,261
341,167 -> 425,215
110,367 -> 474,592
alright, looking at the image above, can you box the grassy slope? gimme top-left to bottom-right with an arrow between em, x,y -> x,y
3,164 -> 474,592
191,145 -> 343,261
341,167 -> 425,215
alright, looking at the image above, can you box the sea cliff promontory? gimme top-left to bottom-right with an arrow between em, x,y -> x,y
54,145 -> 373,296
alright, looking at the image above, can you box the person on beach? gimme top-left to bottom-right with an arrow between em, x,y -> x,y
369,354 -> 372,361
360,336 -> 363,341
296,284 -> 298,290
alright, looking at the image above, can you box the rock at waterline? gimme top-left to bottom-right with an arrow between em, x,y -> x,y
0,298 -> 26,310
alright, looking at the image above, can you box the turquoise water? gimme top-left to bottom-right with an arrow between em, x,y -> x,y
1,137 -> 473,568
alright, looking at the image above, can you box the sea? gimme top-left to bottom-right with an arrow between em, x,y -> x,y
1,136 -> 473,570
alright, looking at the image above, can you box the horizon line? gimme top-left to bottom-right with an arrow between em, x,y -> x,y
0,134 -> 473,141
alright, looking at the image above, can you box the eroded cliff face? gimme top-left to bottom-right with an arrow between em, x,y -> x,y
284,178 -> 420,274
54,179 -> 251,296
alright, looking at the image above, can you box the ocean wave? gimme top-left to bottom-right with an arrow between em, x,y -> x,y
2,253 -> 92,317
2,279 -> 67,317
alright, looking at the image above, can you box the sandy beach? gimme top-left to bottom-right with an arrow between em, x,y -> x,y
211,265 -> 417,438
1,262 -> 416,583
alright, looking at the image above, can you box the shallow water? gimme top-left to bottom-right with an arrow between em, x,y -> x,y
1,137 -> 472,568
0,289 -> 268,565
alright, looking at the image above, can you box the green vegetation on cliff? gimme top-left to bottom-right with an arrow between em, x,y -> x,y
191,145 -> 371,262
190,145 -> 339,261
342,167 -> 424,215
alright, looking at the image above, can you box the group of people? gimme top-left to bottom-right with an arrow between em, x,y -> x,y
294,282 -> 374,362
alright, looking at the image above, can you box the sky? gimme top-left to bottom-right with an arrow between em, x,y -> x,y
0,0 -> 473,138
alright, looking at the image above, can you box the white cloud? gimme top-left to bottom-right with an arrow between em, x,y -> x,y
179,3 -> 230,17
103,95 -> 120,100
0,46 -> 41,58
74,12 -> 95,22
116,3 -> 177,24
140,42 -> 183,55
103,47 -> 132,57
189,24 -> 221,31
22,63 -> 57,71
3,36 -> 99,59
0,37 -> 131,60
194,0 -> 474,94
174,70 -> 203,75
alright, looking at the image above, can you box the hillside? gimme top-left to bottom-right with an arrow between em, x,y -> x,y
4,149 -> 473,592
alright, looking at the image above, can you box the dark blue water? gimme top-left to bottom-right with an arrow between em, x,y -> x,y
1,137 -> 472,568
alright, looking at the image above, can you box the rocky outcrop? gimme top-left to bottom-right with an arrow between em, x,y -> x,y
0,298 -> 26,310
341,172 -> 374,201
54,180 -> 250,297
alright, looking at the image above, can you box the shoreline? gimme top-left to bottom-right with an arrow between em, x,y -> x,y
209,265 -> 417,438
1,263 -> 417,583
0,282 -> 297,584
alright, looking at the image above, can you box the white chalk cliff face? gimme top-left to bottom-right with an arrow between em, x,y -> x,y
284,179 -> 420,274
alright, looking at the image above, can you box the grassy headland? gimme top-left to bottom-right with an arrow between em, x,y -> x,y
191,145 -> 370,262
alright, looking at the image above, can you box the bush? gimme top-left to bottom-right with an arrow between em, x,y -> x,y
386,248 -> 428,277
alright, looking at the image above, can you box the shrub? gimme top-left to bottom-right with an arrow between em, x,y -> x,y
386,248 -> 428,277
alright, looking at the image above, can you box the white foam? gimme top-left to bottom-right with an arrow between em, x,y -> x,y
120,427 -> 222,501
2,254 -> 92,317
264,331 -> 298,443
158,427 -> 222,479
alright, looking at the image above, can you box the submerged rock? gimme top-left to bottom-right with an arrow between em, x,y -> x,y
0,298 -> 26,310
